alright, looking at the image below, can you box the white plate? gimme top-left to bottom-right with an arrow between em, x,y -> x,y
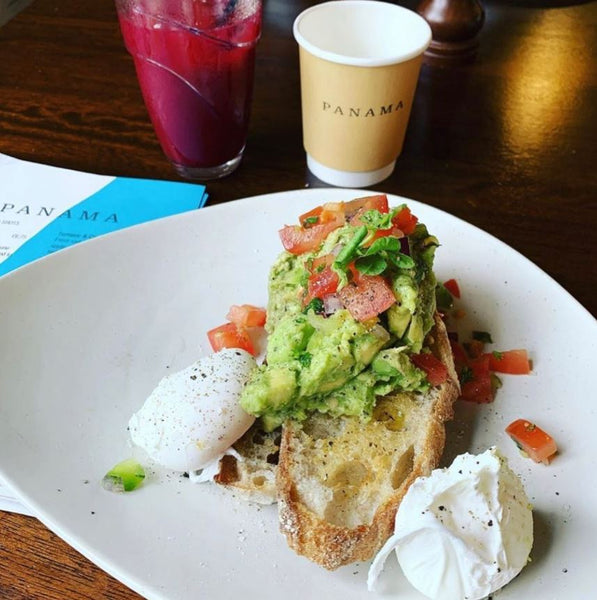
0,189 -> 595,599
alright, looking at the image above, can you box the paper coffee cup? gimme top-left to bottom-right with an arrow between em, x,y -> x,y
293,1 -> 431,187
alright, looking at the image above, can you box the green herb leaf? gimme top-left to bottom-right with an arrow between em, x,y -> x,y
492,350 -> 504,360
363,236 -> 401,256
334,225 -> 368,270
303,297 -> 324,314
302,215 -> 319,227
388,252 -> 415,269
358,209 -> 393,230
355,254 -> 387,275
359,206 -> 405,231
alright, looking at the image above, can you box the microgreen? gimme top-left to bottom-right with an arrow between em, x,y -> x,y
303,297 -> 324,314
332,220 -> 415,286
302,215 -> 319,227
358,205 -> 406,231
334,226 -> 368,270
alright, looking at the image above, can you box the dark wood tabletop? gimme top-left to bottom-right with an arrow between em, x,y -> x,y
0,0 -> 595,598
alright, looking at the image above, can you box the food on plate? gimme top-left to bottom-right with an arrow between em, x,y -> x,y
102,458 -> 145,492
207,304 -> 267,356
367,447 -> 533,600
438,280 -> 533,404
506,418 -> 558,464
277,312 -> 459,569
239,196 -> 445,431
489,349 -> 531,374
442,277 -> 461,299
450,336 -> 531,405
214,421 -> 281,504
128,348 -> 256,473
214,195 -> 461,568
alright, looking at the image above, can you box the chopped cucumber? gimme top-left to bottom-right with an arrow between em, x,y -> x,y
102,458 -> 145,493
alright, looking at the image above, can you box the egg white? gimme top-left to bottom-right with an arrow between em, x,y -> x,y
128,348 -> 256,472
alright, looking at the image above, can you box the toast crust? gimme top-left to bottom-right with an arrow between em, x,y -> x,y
276,313 -> 460,569
214,424 -> 281,505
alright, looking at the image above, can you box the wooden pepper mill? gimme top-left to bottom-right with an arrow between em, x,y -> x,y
416,0 -> 485,63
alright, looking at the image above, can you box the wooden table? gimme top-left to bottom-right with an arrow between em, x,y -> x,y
0,1 -> 595,598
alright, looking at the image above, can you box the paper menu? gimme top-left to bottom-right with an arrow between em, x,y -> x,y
0,153 -> 208,514
0,153 -> 208,278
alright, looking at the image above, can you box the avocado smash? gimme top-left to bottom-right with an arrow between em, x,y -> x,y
240,196 -> 441,431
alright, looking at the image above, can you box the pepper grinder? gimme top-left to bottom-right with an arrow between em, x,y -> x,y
416,0 -> 485,63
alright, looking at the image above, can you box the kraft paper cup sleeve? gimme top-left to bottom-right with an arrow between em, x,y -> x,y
299,49 -> 423,173
293,1 -> 431,187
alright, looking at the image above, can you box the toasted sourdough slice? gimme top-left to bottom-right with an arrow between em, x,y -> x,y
276,313 -> 460,570
213,422 -> 281,505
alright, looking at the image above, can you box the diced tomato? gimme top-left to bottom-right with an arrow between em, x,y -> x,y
306,265 -> 339,302
279,223 -> 334,255
304,255 -> 363,303
207,322 -> 255,355
225,304 -> 267,328
337,275 -> 396,322
450,340 -> 469,373
299,205 -> 324,228
464,339 -> 485,358
459,354 -> 494,403
279,203 -> 345,255
488,349 -> 531,374
343,194 -> 389,218
392,206 -> 418,235
410,353 -> 448,386
506,419 -> 558,464
443,278 -> 461,299
299,202 -> 345,228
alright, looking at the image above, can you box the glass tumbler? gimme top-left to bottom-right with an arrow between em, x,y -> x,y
115,0 -> 263,180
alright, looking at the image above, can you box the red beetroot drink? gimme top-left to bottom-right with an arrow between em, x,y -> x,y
116,0 -> 262,180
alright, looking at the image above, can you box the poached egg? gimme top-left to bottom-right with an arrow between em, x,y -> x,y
128,348 -> 256,473
368,447 -> 533,600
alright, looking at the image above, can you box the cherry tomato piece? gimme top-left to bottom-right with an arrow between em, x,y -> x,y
489,349 -> 531,374
506,419 -> 558,464
337,275 -> 396,322
443,278 -> 461,299
207,322 -> 255,356
392,206 -> 418,235
410,353 -> 449,386
225,304 -> 267,328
